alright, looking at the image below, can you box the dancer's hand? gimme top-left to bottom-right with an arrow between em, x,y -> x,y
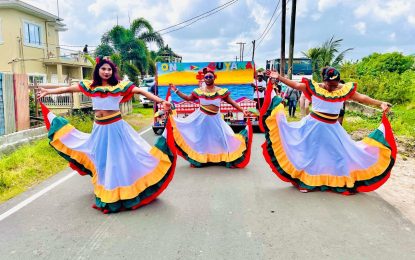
381,102 -> 392,113
266,70 -> 279,79
243,110 -> 250,117
162,101 -> 172,112
37,87 -> 49,99
169,83 -> 177,92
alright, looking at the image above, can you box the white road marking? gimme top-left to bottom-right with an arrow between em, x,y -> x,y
0,126 -> 153,222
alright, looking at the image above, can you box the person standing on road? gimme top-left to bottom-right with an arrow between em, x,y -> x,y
169,67 -> 252,168
285,86 -> 300,117
251,72 -> 266,110
261,67 -> 396,194
37,57 -> 176,214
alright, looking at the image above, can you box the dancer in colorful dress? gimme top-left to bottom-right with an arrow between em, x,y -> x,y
168,67 -> 253,168
261,67 -> 396,194
37,58 -> 176,213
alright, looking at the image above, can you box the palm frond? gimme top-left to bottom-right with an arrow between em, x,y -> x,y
130,18 -> 154,35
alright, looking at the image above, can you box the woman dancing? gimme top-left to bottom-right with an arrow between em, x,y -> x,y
168,67 -> 253,168
37,58 -> 176,213
261,67 -> 396,194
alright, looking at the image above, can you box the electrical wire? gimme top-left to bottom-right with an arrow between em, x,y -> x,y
160,0 -> 239,35
156,0 -> 238,33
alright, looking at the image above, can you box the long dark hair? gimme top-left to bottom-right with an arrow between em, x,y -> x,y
91,59 -> 120,87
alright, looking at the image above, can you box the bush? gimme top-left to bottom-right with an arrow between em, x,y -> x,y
356,52 -> 414,76
340,53 -> 415,105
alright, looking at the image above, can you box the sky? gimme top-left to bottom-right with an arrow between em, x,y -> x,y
22,0 -> 415,68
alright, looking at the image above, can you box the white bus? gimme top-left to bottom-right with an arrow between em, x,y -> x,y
265,58 -> 313,81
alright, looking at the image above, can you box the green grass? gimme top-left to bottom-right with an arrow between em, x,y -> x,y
0,139 -> 67,202
0,105 -> 155,203
343,104 -> 415,137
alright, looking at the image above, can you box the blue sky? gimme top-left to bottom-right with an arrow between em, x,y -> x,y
24,0 -> 414,68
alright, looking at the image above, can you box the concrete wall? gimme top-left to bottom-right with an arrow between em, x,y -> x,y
346,101 -> 381,117
0,126 -> 47,155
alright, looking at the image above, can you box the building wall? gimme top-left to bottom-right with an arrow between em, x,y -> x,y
0,9 -> 21,72
0,8 -> 60,75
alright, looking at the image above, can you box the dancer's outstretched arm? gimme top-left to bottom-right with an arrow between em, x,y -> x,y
169,84 -> 197,101
132,87 -> 171,111
223,96 -> 249,117
37,85 -> 81,99
266,70 -> 307,92
350,92 -> 392,112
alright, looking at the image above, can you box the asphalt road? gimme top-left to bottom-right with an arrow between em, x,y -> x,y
0,129 -> 414,260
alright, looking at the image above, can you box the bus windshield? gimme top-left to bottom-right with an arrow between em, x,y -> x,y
266,58 -> 312,76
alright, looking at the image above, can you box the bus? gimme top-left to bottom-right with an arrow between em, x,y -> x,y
265,58 -> 313,81
152,61 -> 258,135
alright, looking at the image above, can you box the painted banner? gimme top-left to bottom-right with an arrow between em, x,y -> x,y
156,61 -> 255,102
157,61 -> 254,86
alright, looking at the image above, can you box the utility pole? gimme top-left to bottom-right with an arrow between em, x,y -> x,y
280,0 -> 286,76
251,40 -> 256,62
235,56 -> 238,62
288,0 -> 297,80
236,42 -> 246,62
56,0 -> 60,19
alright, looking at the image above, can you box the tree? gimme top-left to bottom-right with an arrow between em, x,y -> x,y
302,47 -> 321,80
302,36 -> 353,80
94,18 -> 164,83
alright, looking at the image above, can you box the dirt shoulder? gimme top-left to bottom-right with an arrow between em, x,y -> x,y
351,131 -> 415,223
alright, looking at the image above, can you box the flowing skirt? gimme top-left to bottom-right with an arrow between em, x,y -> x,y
169,109 -> 252,168
41,103 -> 176,213
261,97 -> 396,194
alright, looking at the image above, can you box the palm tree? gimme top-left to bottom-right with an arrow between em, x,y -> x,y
302,36 -> 353,81
95,18 -> 164,83
302,47 -> 322,80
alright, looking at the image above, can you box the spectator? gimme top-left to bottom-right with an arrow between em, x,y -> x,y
285,86 -> 300,117
251,72 -> 266,110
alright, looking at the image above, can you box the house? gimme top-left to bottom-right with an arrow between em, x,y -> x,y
0,0 -> 92,84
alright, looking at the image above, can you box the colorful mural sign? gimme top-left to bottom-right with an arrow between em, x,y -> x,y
157,61 -> 254,86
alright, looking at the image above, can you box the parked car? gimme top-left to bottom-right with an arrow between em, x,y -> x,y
139,77 -> 155,107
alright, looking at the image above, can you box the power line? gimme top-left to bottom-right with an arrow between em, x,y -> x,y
160,0 -> 239,35
255,0 -> 291,51
156,0 -> 238,33
50,1 -> 239,49
256,0 -> 281,43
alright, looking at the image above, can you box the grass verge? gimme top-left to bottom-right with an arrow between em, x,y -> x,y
0,104 -> 154,203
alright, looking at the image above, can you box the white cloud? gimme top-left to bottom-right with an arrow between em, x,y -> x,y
311,13 -> 321,21
17,0 -> 415,67
408,15 -> 415,26
353,0 -> 414,24
318,0 -> 341,12
354,22 -> 366,35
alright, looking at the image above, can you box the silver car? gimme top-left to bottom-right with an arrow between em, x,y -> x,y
139,77 -> 155,107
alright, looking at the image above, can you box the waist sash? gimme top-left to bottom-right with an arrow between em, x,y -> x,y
95,111 -> 122,125
310,111 -> 339,124
200,105 -> 219,115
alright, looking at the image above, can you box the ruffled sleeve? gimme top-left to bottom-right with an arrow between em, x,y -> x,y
301,78 -> 357,102
191,88 -> 201,99
218,88 -> 230,99
78,80 -> 135,102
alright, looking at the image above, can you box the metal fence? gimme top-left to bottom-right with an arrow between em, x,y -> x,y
0,73 -> 4,135
2,73 -> 16,135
